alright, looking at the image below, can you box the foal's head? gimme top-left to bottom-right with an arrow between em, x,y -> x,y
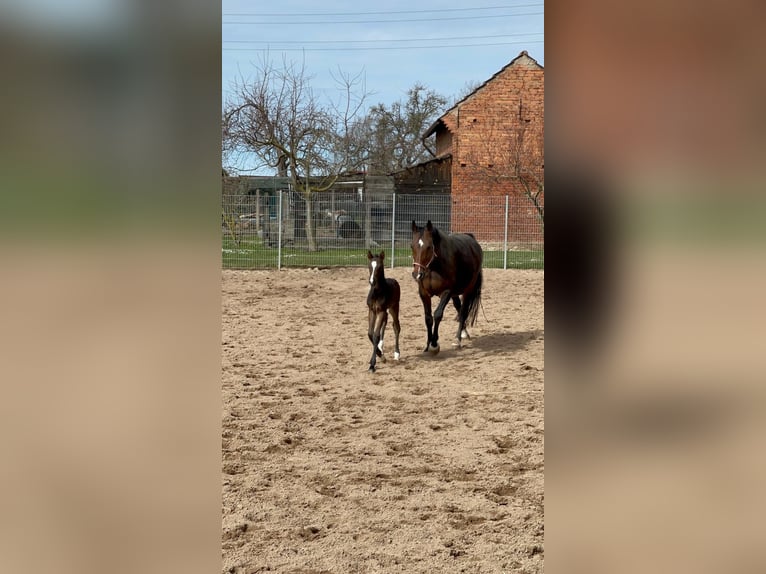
411,220 -> 438,281
367,250 -> 386,286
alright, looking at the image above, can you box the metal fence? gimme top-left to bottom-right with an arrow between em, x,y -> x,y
222,192 -> 543,270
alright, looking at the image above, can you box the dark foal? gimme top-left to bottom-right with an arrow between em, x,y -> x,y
366,250 -> 401,372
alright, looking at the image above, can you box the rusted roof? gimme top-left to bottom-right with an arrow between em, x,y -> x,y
390,153 -> 452,176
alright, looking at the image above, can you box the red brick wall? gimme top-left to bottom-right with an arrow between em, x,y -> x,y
447,53 -> 544,242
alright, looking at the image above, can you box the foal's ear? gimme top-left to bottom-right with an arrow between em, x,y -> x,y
367,250 -> 373,259
379,250 -> 385,261
426,220 -> 433,232
411,220 -> 418,232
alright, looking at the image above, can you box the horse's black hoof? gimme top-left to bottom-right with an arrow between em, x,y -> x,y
368,365 -> 376,373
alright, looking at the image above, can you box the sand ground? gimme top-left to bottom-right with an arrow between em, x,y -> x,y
222,267 -> 544,573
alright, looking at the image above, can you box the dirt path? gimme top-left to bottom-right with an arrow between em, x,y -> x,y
222,267 -> 544,573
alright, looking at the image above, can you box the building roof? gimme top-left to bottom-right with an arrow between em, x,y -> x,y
390,153 -> 452,176
422,51 -> 543,139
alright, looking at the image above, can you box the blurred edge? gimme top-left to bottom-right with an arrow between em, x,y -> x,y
547,1 -> 766,573
0,2 -> 221,574
4,0 -> 766,573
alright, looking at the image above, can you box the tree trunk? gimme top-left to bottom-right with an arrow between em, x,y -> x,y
277,154 -> 288,177
529,188 -> 544,229
521,178 -> 545,230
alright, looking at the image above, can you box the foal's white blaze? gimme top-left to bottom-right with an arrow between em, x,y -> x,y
418,239 -> 424,247
369,260 -> 377,284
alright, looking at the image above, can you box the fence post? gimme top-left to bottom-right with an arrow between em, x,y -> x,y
503,195 -> 509,270
390,192 -> 396,268
364,187 -> 372,249
277,190 -> 283,270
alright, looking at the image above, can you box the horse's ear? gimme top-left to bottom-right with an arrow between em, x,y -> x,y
426,220 -> 433,232
432,228 -> 441,251
411,220 -> 418,232
379,250 -> 385,261
367,250 -> 373,259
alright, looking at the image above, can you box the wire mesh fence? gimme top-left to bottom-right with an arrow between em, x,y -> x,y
222,191 -> 543,270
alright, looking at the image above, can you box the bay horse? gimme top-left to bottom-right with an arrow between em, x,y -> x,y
366,250 -> 401,372
411,220 -> 483,353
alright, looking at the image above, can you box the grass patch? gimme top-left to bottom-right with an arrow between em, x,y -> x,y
223,236 -> 543,270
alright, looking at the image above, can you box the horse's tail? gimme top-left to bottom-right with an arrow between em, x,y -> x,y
464,269 -> 483,327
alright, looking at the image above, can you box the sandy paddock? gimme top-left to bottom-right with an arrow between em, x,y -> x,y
222,266 -> 544,573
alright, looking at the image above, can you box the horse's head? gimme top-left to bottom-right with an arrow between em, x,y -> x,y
367,250 -> 386,286
411,220 -> 439,281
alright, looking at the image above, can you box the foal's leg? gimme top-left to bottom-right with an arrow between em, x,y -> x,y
368,308 -> 379,372
377,312 -> 388,362
430,291 -> 452,353
390,302 -> 401,361
369,311 -> 386,372
367,308 -> 376,345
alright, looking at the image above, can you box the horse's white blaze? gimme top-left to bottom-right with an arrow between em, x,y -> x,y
393,351 -> 400,360
369,260 -> 377,284
418,239 -> 424,247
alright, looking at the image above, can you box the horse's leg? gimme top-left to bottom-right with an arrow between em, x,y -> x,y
390,303 -> 401,361
377,318 -> 385,355
430,291 -> 452,353
420,292 -> 434,353
369,310 -> 386,372
368,308 -> 375,345
368,308 -> 378,372
455,310 -> 467,347
452,295 -> 461,320
377,312 -> 388,363
455,271 -> 482,347
453,295 -> 469,339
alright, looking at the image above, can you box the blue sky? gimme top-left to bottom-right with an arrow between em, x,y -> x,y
222,1 -> 544,112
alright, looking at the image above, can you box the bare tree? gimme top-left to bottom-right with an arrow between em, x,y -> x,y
361,84 -> 448,174
223,54 -> 371,251
508,111 -> 544,227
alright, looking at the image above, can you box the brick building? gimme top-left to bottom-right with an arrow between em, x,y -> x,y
421,51 -> 544,243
